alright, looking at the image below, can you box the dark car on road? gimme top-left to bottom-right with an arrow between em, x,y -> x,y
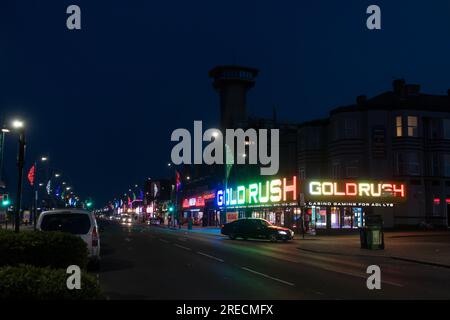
221,218 -> 294,242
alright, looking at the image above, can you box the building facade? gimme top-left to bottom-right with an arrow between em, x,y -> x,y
298,79 -> 450,230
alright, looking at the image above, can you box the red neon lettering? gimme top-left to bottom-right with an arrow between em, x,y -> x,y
393,184 -> 405,197
346,183 -> 357,196
283,176 -> 297,201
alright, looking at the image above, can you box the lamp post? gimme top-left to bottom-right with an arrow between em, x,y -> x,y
33,156 -> 48,230
12,120 -> 25,233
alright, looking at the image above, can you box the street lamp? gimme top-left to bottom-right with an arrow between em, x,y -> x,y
32,155 -> 49,230
11,119 -> 25,233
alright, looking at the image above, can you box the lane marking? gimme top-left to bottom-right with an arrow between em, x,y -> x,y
197,251 -> 224,263
159,238 -> 169,243
318,267 -> 404,288
174,244 -> 192,251
241,267 -> 295,287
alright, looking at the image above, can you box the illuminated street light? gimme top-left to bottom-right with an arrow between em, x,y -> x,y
55,173 -> 60,178
41,157 -> 48,162
66,187 -> 71,191
1,128 -> 10,133
12,120 -> 24,129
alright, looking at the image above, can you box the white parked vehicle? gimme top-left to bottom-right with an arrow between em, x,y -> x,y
37,209 -> 101,267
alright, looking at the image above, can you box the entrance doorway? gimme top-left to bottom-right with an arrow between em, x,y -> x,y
447,204 -> 450,227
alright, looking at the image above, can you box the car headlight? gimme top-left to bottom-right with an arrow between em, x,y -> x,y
278,230 -> 287,235
128,218 -> 132,222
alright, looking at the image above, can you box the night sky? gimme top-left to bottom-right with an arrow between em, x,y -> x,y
1,0 -> 450,206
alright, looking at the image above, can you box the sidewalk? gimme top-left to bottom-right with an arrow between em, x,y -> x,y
296,231 -> 450,268
0,222 -> 35,232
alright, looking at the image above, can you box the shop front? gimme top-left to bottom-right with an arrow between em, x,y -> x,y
301,180 -> 407,234
216,176 -> 300,231
181,191 -> 219,226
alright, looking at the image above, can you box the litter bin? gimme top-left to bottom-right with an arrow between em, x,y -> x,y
360,215 -> 385,250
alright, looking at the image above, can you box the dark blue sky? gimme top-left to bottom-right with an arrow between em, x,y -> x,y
1,0 -> 450,205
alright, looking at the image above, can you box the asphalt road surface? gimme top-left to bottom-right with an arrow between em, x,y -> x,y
96,220 -> 450,300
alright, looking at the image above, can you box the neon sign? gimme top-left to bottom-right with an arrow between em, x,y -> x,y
182,192 -> 216,209
217,176 -> 297,207
306,181 -> 406,199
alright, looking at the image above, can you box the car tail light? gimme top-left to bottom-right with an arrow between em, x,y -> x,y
92,226 -> 99,247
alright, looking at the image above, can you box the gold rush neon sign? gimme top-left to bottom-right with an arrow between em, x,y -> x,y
217,176 -> 297,207
307,181 -> 406,198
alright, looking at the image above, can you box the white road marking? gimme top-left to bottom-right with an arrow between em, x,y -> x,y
124,238 -> 131,242
320,267 -> 404,288
159,238 -> 169,243
241,267 -> 295,287
174,244 -> 192,251
197,251 -> 224,263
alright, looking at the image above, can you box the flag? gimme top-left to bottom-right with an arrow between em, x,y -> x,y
27,165 -> 36,186
175,170 -> 181,191
46,180 -> 52,195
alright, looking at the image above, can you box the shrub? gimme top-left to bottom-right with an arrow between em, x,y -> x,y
0,265 -> 103,300
0,230 -> 88,270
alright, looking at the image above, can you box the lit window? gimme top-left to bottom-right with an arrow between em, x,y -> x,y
407,116 -> 418,137
396,116 -> 402,137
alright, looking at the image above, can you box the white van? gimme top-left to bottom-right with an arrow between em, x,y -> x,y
37,209 -> 100,267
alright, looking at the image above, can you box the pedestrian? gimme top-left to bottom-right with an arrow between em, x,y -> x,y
304,213 -> 310,233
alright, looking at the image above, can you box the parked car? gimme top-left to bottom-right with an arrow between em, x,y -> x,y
221,218 -> 294,242
37,209 -> 101,267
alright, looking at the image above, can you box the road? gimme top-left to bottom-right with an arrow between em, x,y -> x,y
96,220 -> 450,300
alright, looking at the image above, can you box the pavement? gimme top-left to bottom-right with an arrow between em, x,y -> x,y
0,222 -> 34,231
96,219 -> 450,299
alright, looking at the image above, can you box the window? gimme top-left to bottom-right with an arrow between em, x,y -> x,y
396,152 -> 420,176
444,154 -> 450,177
299,168 -> 306,180
396,116 -> 402,137
407,116 -> 418,137
344,119 -> 357,138
332,162 -> 341,179
444,119 -> 450,139
40,213 -> 91,235
431,154 -> 439,176
346,167 -> 359,178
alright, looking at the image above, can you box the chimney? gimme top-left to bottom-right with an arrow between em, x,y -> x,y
356,95 -> 367,106
392,79 -> 406,94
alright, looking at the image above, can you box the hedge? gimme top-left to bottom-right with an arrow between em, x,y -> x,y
0,265 -> 103,300
0,230 -> 88,270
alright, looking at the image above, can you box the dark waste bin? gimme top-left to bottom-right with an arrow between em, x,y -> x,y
359,215 -> 385,250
